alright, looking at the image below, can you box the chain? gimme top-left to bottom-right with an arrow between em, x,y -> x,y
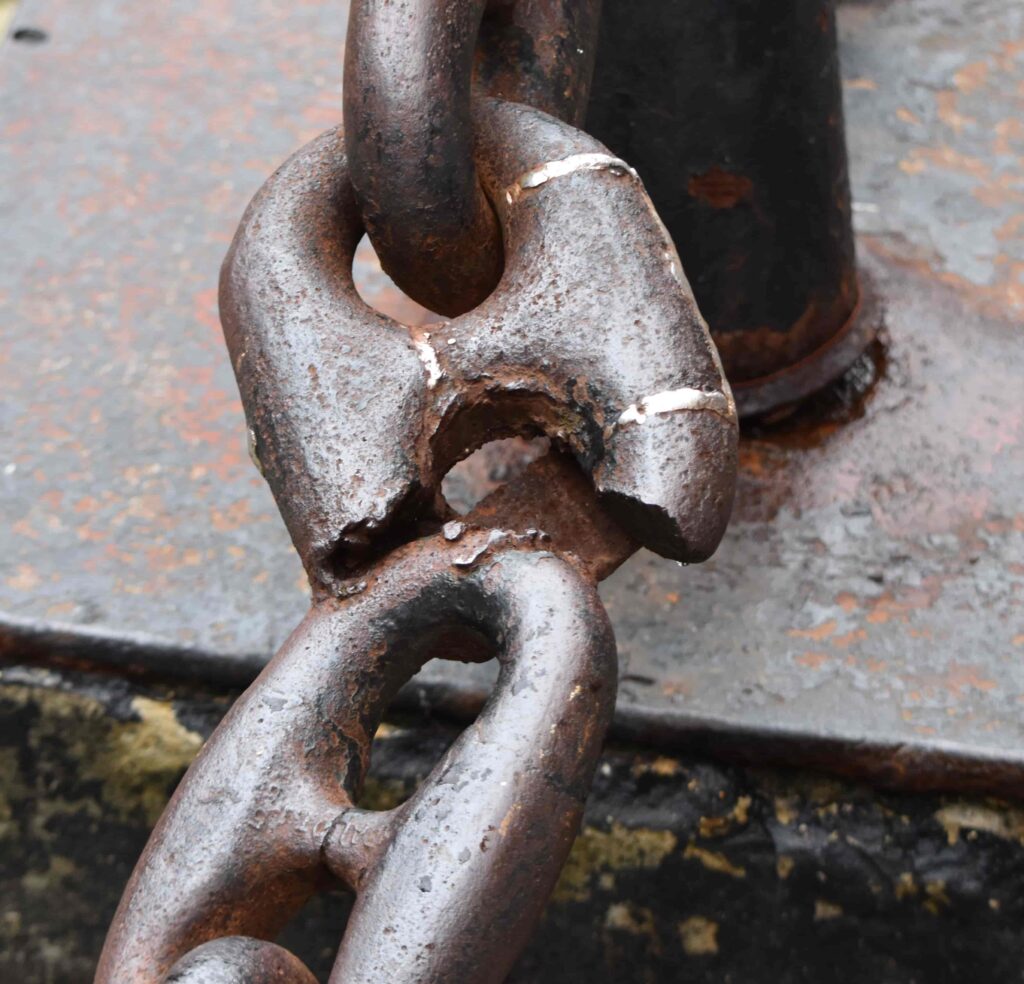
97,2 -> 739,981
343,0 -> 602,315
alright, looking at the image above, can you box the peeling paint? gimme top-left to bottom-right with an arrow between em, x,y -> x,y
617,387 -> 736,426
506,153 -> 638,203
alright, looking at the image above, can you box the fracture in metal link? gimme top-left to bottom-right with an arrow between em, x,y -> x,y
97,1 -> 738,980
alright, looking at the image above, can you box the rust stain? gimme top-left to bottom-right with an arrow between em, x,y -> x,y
953,60 -> 989,94
941,663 -> 997,697
687,167 -> 753,209
935,90 -> 975,135
789,620 -> 837,641
832,629 -> 867,649
900,145 -> 990,180
899,157 -> 927,176
835,592 -> 859,613
6,565 -> 42,592
993,118 -> 1024,156
796,651 -> 830,669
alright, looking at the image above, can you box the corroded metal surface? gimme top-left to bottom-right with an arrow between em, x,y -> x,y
97,532 -> 616,982
6,666 -> 1024,982
1,0 -> 1022,795
587,0 -> 865,411
221,98 -> 735,592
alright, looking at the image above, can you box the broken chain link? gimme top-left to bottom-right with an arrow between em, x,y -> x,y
98,1 -> 739,980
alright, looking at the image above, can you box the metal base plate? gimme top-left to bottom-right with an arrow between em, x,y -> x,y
1,0 -> 1021,794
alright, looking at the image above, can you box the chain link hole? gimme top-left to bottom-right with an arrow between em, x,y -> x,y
352,234 -> 443,326
441,437 -> 549,515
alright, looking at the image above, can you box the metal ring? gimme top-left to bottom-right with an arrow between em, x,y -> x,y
97,532 -> 617,983
342,0 -> 601,316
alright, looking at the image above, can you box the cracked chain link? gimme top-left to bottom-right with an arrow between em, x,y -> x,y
97,1 -> 738,980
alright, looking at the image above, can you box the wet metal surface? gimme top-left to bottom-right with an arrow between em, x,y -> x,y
97,532 -> 616,983
1,0 -> 1022,792
10,664 -> 1024,982
221,98 -> 734,592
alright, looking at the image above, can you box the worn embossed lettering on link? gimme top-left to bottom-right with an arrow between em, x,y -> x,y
220,98 -> 738,597
96,531 -> 617,983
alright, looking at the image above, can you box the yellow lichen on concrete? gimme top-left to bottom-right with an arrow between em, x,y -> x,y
554,823 -> 677,902
0,746 -> 27,842
359,775 -> 412,811
774,796 -> 800,825
934,801 -> 1024,846
604,902 -> 660,951
631,756 -> 682,778
84,697 -> 204,825
814,899 -> 843,921
0,682 -> 204,828
21,855 -> 78,895
923,879 -> 951,915
683,842 -> 746,879
678,916 -> 719,956
699,795 -> 753,838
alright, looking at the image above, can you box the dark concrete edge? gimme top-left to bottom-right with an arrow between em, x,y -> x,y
6,614 -> 1018,801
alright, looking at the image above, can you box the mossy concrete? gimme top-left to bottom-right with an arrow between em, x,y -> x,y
3,663 -> 1024,983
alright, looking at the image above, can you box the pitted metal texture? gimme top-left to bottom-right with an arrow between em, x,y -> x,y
220,97 -> 738,596
96,530 -> 617,983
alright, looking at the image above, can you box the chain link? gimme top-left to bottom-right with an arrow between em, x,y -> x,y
98,1 -> 738,980
343,0 -> 601,315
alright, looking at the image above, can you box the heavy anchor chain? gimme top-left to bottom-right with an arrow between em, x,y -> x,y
97,1 -> 738,980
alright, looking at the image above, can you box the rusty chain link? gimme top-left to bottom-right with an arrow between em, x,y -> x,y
98,529 -> 616,983
343,0 -> 602,315
97,1 -> 739,980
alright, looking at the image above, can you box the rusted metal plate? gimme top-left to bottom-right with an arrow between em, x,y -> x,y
1,0 -> 1022,792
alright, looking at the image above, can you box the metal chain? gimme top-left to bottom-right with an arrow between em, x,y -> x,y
343,0 -> 602,315
97,1 -> 739,980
